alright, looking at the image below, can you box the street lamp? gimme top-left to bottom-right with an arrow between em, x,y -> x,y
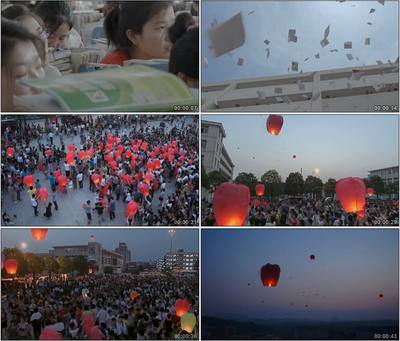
168,229 -> 175,254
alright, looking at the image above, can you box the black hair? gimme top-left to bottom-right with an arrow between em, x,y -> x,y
104,1 -> 173,50
34,0 -> 72,34
1,18 -> 45,67
168,12 -> 194,45
2,4 -> 30,20
169,27 -> 198,80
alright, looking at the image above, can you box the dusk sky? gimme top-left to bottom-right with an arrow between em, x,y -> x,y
203,114 -> 399,181
1,229 -> 198,262
202,229 -> 399,321
202,0 -> 399,83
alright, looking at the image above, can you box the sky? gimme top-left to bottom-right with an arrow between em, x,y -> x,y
1,228 -> 198,262
202,114 -> 399,181
202,0 -> 399,83
202,229 -> 399,321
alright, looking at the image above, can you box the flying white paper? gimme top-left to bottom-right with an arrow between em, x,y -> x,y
344,41 -> 352,49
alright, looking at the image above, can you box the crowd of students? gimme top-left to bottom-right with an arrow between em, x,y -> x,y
1,115 -> 199,226
1,274 -> 199,340
1,0 -> 199,111
202,197 -> 399,226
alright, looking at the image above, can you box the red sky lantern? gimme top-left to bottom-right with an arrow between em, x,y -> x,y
31,228 -> 48,241
266,115 -> 284,136
91,174 -> 102,186
114,150 -> 122,160
23,175 -> 35,187
125,150 -> 132,159
336,177 -> 366,216
105,143 -> 113,153
126,201 -> 139,218
255,183 -> 265,196
144,173 -> 153,184
78,150 -> 86,160
97,142 -> 103,152
68,144 -> 74,152
39,326 -> 62,340
132,145 -> 139,153
213,182 -> 250,226
154,159 -> 161,170
168,154 -> 174,162
86,148 -> 94,159
130,158 -> 136,169
116,144 -> 124,153
51,116 -> 57,124
121,174 -> 132,185
260,263 -> 280,287
6,147 -> 15,158
53,169 -> 62,179
4,259 -> 18,275
146,160 -> 154,171
130,290 -> 139,300
175,298 -> 190,317
109,160 -> 118,170
153,179 -> 159,191
45,149 -> 53,158
37,187 -> 49,201
137,171 -> 143,181
57,175 -> 69,189
366,187 -> 375,197
66,152 -> 74,165
141,142 -> 148,151
88,267 -> 93,274
138,183 -> 150,197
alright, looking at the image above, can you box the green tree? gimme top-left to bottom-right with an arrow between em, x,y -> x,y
71,256 -> 89,275
234,172 -> 258,195
25,253 -> 44,277
366,176 -> 385,198
208,170 -> 228,189
304,176 -> 324,196
42,255 -> 58,277
384,182 -> 399,199
324,178 -> 336,197
56,256 -> 74,273
260,170 -> 284,198
284,172 -> 304,195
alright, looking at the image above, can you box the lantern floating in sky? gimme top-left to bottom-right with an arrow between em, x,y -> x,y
6,147 -> 15,158
4,258 -> 18,274
379,293 -> 384,298
309,254 -> 315,261
260,263 -> 280,287
31,228 -> 48,241
126,201 -> 139,218
266,114 -> 284,136
88,267 -> 93,274
180,313 -> 196,333
37,187 -> 49,201
91,174 -> 102,186
175,298 -> 190,317
336,177 -> 366,217
66,152 -> 74,165
213,182 -> 250,226
130,290 -> 139,300
255,183 -> 265,196
292,154 -> 296,159
23,175 -> 35,187
366,187 -> 375,197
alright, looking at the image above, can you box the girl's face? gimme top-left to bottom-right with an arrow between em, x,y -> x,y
48,22 -> 70,49
9,41 -> 45,96
128,6 -> 175,60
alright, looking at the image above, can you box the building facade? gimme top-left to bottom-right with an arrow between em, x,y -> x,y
115,242 -> 132,270
368,166 -> 399,185
201,120 -> 234,180
202,63 -> 398,112
50,241 -> 127,274
157,249 -> 199,273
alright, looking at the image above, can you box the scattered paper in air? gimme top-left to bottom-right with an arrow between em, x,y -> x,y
207,13 -> 246,58
324,25 -> 330,39
266,48 -> 270,59
369,8 -> 376,13
346,53 -> 353,61
367,22 -> 373,25
248,10 -> 255,15
291,61 -> 299,71
304,57 -> 309,62
320,39 -> 329,48
237,58 -> 244,66
330,49 -> 339,52
274,87 -> 283,94
288,29 -> 298,43
264,39 -> 270,45
315,53 -> 320,59
344,41 -> 352,49
365,37 -> 371,45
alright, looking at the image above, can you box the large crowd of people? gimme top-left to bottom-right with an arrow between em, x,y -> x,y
1,274 -> 199,340
1,115 -> 199,226
202,197 -> 399,226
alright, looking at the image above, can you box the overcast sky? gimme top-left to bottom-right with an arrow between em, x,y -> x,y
1,229 -> 198,262
202,114 -> 399,181
202,229 -> 399,321
202,0 -> 399,83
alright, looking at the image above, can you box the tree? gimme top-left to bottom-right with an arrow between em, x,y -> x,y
260,170 -> 284,198
384,182 -> 399,199
208,170 -> 228,189
324,178 -> 336,197
25,253 -> 44,277
284,172 -> 304,195
304,176 -> 324,196
234,172 -> 258,195
366,176 -> 385,198
71,256 -> 89,275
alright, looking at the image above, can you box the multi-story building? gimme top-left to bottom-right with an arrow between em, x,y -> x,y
201,120 -> 234,180
202,64 -> 398,112
368,166 -> 399,185
114,242 -> 132,270
50,241 -> 127,274
157,249 -> 199,273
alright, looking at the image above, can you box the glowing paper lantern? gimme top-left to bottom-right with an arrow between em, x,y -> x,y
88,267 -> 93,274
125,150 -> 132,159
68,144 -> 74,152
78,150 -> 86,160
213,182 -> 250,226
66,153 -> 74,165
141,142 -> 148,151
89,326 -> 103,340
138,183 -> 150,197
6,147 -> 15,158
255,184 -> 265,196
23,175 -> 35,187
366,187 -> 375,197
154,159 -> 161,170
336,177 -> 366,216
31,228 -> 48,241
146,160 -> 154,171
153,179 -> 159,191
37,187 -> 49,201
130,290 -> 139,300
45,149 -> 53,158
109,161 -> 118,170
39,326 -> 62,340
91,174 -> 102,186
86,148 -> 94,159
53,169 -> 62,179
83,313 -> 94,336
57,175 -> 69,190
120,174 -> 132,185
168,154 -> 174,162
126,201 -> 139,219
4,259 -> 18,274
114,150 -> 122,160
105,143 -> 113,153
180,313 -> 196,333
144,173 -> 153,184
266,115 -> 284,136
260,263 -> 280,287
175,299 -> 190,317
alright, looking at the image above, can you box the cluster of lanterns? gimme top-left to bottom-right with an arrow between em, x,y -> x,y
175,299 -> 197,333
